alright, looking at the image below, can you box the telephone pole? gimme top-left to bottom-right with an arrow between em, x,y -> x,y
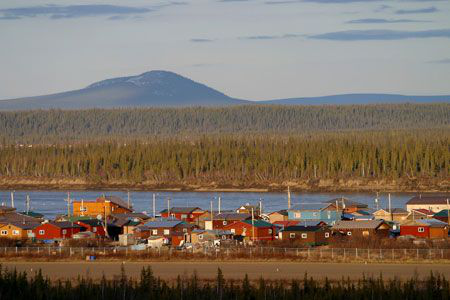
153,193 -> 156,218
10,191 -> 14,208
287,186 -> 291,210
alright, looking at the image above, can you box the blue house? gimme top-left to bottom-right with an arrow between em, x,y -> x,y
288,203 -> 342,225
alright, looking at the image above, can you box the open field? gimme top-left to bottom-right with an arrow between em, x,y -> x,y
2,261 -> 450,281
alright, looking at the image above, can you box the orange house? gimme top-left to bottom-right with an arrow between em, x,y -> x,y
0,222 -> 40,239
73,196 -> 132,218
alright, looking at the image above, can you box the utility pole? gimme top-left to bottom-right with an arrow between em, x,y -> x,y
167,198 -> 171,218
210,200 -> 214,229
65,192 -> 71,217
375,192 -> 379,210
287,186 -> 291,210
388,193 -> 392,221
10,191 -> 14,208
127,190 -> 131,209
447,199 -> 449,225
218,196 -> 221,214
259,199 -> 263,216
81,199 -> 84,216
26,195 -> 30,214
103,204 -> 109,239
153,193 -> 156,218
251,207 -> 255,242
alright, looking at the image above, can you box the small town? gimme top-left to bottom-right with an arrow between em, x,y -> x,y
0,192 -> 448,257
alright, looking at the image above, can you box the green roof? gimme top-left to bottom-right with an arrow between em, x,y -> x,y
19,211 -> 44,218
64,216 -> 96,222
434,210 -> 450,217
242,220 -> 273,228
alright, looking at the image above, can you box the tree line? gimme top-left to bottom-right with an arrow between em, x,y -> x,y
0,266 -> 448,300
0,103 -> 448,143
0,131 -> 447,184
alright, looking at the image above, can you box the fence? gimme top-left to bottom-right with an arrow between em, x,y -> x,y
0,246 -> 450,261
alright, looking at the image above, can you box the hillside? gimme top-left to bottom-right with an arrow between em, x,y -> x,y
0,103 -> 449,143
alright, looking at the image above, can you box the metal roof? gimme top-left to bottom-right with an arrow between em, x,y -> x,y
406,196 -> 450,205
213,213 -> 252,220
143,220 -> 184,228
434,210 -> 450,217
103,196 -> 131,210
326,198 -> 368,209
160,207 -> 203,214
281,225 -> 323,232
241,220 -> 273,228
290,203 -> 333,211
332,220 -> 385,230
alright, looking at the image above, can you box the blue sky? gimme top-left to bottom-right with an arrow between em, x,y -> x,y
0,0 -> 449,100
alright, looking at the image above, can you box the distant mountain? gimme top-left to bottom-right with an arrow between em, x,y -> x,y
261,94 -> 450,105
0,70 -> 248,110
0,70 -> 448,110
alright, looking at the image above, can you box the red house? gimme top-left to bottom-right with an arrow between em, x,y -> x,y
205,213 -> 252,230
75,219 -> 106,237
400,219 -> 449,239
160,207 -> 205,223
223,220 -> 276,241
33,221 -> 83,240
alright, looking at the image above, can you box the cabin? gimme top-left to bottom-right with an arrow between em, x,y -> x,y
288,203 -> 341,225
33,221 -> 83,240
332,220 -> 390,238
236,204 -> 261,216
191,229 -> 233,245
0,222 -> 40,239
75,219 -> 106,237
223,220 -> 276,242
406,196 -> 450,213
406,209 -> 435,220
135,220 -> 194,245
278,225 -> 331,245
268,210 -> 289,223
73,196 -> 133,218
204,212 -> 252,230
325,198 -> 368,214
400,219 -> 449,239
373,208 -> 409,222
160,207 -> 205,223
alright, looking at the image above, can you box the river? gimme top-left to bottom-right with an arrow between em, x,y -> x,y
0,190 -> 417,219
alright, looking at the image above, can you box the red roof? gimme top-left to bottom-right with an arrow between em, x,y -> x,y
411,209 -> 434,216
273,221 -> 300,228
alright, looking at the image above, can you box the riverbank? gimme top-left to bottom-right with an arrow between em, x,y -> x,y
0,177 -> 448,192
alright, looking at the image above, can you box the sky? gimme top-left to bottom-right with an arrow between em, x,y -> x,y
0,0 -> 449,100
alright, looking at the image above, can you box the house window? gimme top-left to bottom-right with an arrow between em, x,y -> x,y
230,229 -> 235,234
301,233 -> 307,239
80,206 -> 87,212
183,228 -> 187,233
39,230 -> 45,235
312,212 -> 318,217
0,230 -> 7,235
93,227 -> 97,232
12,230 -> 19,235
163,229 -> 170,235
268,229 -> 273,234
62,229 -> 67,234
27,230 -> 32,234
223,221 -> 227,225
418,227 -> 425,233
295,212 -> 301,219
152,229 -> 158,235
199,234 -> 203,240
327,211 -> 331,219
325,232 -> 330,238
181,214 -> 187,219
347,231 -> 352,236
222,235 -> 226,240
290,233 -> 296,238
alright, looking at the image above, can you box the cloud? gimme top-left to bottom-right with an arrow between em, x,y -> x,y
190,38 -> 214,43
0,4 -> 152,20
309,29 -> 450,41
395,7 -> 438,14
240,33 -> 304,40
347,18 -> 429,24
427,58 -> 450,64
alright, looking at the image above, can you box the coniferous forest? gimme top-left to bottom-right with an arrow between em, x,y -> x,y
0,266 -> 448,300
0,104 -> 448,190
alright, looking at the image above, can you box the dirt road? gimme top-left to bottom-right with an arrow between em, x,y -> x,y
2,261 -> 449,281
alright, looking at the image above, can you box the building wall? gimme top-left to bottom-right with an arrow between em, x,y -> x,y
76,222 -> 106,237
160,211 -> 204,223
288,209 -> 341,224
224,222 -> 275,241
280,230 -> 330,244
73,201 -> 131,218
0,224 -> 29,239
400,225 -> 430,238
337,228 -> 390,238
406,204 -> 448,213
269,213 -> 287,223
33,223 -> 81,239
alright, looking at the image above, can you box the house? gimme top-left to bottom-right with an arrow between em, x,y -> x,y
268,210 -> 289,223
407,209 -> 435,220
160,207 -> 205,223
135,220 -> 194,245
108,212 -> 150,235
325,198 -> 368,213
400,219 -> 449,239
0,222 -> 40,239
0,206 -> 42,224
223,220 -> 276,241
405,196 -> 450,213
33,221 -> 83,240
278,225 -> 331,245
288,203 -> 341,225
204,212 -> 252,230
433,210 -> 450,223
373,208 -> 409,222
332,220 -> 390,238
75,219 -> 106,237
73,195 -> 133,218
191,229 -> 233,245
236,204 -> 261,216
